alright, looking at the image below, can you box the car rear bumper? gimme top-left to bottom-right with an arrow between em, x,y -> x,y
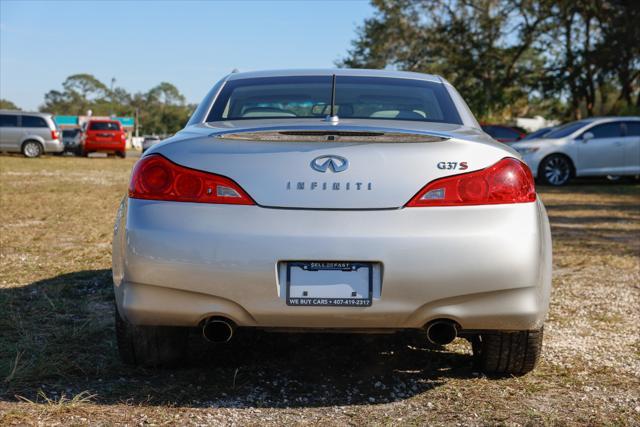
112,198 -> 552,332
44,140 -> 64,153
85,141 -> 126,152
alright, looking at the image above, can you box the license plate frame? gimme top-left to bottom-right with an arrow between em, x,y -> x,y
285,261 -> 373,307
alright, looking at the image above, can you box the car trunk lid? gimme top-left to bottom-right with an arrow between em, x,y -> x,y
156,121 -> 511,209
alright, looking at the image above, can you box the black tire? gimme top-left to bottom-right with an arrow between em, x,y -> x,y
115,305 -> 188,367
116,151 -> 126,158
473,328 -> 543,376
22,140 -> 43,158
538,155 -> 573,186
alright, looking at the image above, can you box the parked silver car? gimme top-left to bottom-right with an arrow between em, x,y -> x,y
511,117 -> 640,185
61,128 -> 82,154
0,110 -> 64,157
113,69 -> 552,375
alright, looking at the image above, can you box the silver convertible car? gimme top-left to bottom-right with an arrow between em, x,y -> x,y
113,69 -> 552,375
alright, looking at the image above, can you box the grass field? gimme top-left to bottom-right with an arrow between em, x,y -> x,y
1,154 -> 639,425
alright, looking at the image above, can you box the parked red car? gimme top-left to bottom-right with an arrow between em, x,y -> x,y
81,120 -> 127,157
481,124 -> 526,143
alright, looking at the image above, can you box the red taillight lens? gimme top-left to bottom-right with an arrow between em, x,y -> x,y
129,154 -> 255,205
406,158 -> 536,207
51,130 -> 59,140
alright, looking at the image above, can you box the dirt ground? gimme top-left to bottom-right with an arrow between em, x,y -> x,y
1,155 -> 639,425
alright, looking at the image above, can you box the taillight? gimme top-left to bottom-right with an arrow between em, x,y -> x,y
129,154 -> 255,205
406,158 -> 536,207
51,130 -> 59,140
121,132 -> 126,141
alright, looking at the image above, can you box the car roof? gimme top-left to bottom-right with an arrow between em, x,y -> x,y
225,68 -> 443,83
0,110 -> 52,117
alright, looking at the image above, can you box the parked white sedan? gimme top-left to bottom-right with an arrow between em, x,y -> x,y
511,117 -> 640,185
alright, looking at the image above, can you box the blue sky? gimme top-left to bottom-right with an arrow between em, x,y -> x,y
0,0 -> 374,110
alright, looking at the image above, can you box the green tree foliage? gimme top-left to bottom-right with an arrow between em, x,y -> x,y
339,0 -> 640,121
135,83 -> 191,136
540,0 -> 640,118
40,74 -> 195,135
0,99 -> 20,110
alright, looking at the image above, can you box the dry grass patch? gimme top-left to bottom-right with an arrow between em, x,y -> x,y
1,155 -> 639,425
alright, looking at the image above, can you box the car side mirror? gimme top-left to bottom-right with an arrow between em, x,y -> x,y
582,132 -> 594,142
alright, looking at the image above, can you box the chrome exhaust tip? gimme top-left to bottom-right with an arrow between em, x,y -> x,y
202,318 -> 235,343
426,320 -> 458,345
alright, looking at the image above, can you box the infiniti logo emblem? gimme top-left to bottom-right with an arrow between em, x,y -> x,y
310,155 -> 349,173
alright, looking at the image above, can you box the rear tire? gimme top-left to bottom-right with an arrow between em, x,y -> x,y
473,328 -> 543,376
22,140 -> 43,158
116,150 -> 126,158
539,155 -> 573,186
115,305 -> 188,367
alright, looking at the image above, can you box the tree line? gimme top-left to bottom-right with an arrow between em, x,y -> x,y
2,74 -> 195,135
339,0 -> 640,122
3,2 -> 638,127
43,74 -> 196,135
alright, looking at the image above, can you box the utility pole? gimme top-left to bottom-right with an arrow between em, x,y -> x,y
110,77 -> 116,118
135,107 -> 139,138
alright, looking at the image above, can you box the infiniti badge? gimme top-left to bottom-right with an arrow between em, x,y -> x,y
310,155 -> 349,173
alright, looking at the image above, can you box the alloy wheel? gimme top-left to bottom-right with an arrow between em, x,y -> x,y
23,141 -> 42,158
543,156 -> 571,185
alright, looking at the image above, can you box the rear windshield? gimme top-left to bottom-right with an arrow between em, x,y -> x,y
62,129 -> 80,137
207,76 -> 462,124
89,121 -> 121,131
